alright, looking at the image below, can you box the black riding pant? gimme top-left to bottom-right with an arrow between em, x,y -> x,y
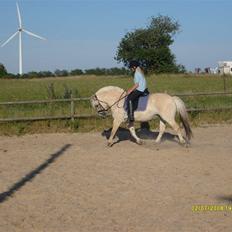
127,89 -> 143,122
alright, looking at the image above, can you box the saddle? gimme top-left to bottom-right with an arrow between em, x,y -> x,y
124,89 -> 150,112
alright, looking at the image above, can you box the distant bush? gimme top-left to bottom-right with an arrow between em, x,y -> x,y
62,84 -> 79,99
38,71 -> 55,78
0,64 -> 130,78
84,67 -> 130,76
46,83 -> 57,99
70,69 -> 83,76
27,71 -> 40,78
54,69 -> 69,77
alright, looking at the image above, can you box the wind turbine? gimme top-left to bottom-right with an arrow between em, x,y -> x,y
1,2 -> 46,75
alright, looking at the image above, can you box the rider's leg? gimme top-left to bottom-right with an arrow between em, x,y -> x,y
126,90 -> 144,144
127,90 -> 142,124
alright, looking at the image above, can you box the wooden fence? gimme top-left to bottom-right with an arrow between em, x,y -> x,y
0,91 -> 232,123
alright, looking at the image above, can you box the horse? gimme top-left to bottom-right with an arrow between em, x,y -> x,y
90,86 -> 192,147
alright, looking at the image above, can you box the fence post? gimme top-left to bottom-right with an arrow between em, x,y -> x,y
71,94 -> 74,122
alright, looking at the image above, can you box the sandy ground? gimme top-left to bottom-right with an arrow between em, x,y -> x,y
0,125 -> 232,232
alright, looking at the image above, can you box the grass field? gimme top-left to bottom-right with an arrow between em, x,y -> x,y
0,74 -> 232,101
0,74 -> 232,135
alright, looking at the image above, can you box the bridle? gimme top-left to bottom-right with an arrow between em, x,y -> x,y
92,91 -> 127,115
92,95 -> 109,114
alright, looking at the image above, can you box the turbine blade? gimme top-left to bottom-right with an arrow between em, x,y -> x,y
16,2 -> 22,28
1,31 -> 19,47
23,29 -> 46,40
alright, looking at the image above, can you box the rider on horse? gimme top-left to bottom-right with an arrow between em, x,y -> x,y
127,60 -> 149,127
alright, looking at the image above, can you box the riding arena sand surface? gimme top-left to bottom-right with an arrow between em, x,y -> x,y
0,125 -> 232,232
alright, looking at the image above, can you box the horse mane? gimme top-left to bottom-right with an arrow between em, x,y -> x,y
96,86 -> 124,95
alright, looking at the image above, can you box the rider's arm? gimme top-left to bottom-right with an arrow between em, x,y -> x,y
127,83 -> 139,95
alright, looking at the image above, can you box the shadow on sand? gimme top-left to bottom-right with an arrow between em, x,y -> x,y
216,195 -> 232,203
0,144 -> 72,204
102,127 -> 179,145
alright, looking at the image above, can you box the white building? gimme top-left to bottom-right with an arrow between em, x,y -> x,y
218,61 -> 232,75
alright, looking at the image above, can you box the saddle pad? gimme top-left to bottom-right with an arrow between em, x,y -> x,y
124,94 -> 149,112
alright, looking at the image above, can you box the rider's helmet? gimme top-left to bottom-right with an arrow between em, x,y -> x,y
129,60 -> 140,69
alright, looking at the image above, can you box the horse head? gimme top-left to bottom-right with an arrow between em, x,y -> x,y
90,94 -> 108,118
90,86 -> 125,118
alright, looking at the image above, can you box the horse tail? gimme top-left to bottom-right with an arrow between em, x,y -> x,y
173,96 -> 193,141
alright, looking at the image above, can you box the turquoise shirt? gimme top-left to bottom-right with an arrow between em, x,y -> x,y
134,69 -> 146,92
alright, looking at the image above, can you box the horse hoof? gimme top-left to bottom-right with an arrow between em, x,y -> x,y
107,142 -> 113,147
184,142 -> 191,148
179,141 -> 190,148
137,140 -> 144,145
107,142 -> 114,147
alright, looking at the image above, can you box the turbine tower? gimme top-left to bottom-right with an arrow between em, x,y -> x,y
1,2 -> 46,75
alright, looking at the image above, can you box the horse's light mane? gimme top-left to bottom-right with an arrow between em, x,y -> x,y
96,86 -> 124,95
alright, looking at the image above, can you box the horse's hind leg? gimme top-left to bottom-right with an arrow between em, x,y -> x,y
129,126 -> 143,145
168,120 -> 186,144
155,120 -> 166,143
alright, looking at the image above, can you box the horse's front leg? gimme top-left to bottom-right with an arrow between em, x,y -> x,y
107,119 -> 121,147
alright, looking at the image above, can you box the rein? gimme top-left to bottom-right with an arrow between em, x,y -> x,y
94,91 -> 127,113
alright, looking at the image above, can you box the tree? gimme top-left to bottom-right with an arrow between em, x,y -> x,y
70,69 -> 83,76
54,69 -> 69,77
0,63 -> 7,77
27,71 -> 40,78
115,15 -> 185,73
107,67 -> 130,75
83,67 -> 130,76
38,71 -> 55,78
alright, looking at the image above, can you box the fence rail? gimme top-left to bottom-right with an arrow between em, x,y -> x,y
173,91 -> 232,97
0,97 -> 90,106
0,91 -> 232,123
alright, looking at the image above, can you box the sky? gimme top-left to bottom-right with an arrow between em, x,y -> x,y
0,0 -> 231,74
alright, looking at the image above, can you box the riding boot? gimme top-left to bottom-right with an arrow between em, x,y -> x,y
128,100 -> 134,122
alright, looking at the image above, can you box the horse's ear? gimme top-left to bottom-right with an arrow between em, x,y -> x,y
90,94 -> 96,100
